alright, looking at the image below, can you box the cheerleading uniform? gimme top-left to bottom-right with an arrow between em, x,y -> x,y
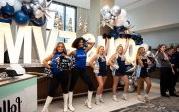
94,55 -> 107,77
136,57 -> 149,78
48,52 -> 71,96
69,48 -> 95,91
115,56 -> 127,76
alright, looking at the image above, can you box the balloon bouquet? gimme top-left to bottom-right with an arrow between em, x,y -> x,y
100,5 -> 143,45
100,5 -> 143,92
0,0 -> 53,26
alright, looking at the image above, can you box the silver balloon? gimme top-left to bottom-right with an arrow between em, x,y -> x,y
103,12 -> 111,20
101,5 -> 110,12
111,15 -> 115,20
6,0 -> 14,6
13,0 -> 22,12
34,9 -> 44,18
120,9 -> 127,18
115,15 -> 127,26
110,5 -> 121,17
100,5 -> 110,17
0,0 -> 6,8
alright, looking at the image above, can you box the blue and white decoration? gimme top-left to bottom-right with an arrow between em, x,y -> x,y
0,0 -> 53,26
100,5 -> 143,45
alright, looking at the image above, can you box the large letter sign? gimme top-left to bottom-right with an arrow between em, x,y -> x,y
0,22 -> 143,64
0,23 -> 31,64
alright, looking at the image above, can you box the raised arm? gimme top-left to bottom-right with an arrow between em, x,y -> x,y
43,54 -> 53,69
104,38 -> 109,55
85,42 -> 95,52
123,38 -> 129,55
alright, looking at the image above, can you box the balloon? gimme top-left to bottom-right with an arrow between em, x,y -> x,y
123,21 -> 130,27
34,9 -> 44,18
103,12 -> 111,20
13,0 -> 22,12
21,4 -> 33,16
100,5 -> 110,17
120,9 -> 127,18
110,5 -> 121,17
0,1 -> 6,8
115,12 -> 127,27
14,10 -> 29,25
31,16 -> 46,26
1,3 -> 14,18
101,5 -> 110,13
5,0 -> 14,6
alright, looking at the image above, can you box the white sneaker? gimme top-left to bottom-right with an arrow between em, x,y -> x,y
144,94 -> 150,102
99,94 -> 105,103
68,92 -> 75,111
68,105 -> 75,111
85,100 -> 92,109
95,94 -> 100,105
137,95 -> 145,102
121,94 -> 127,100
95,99 -> 100,105
112,95 -> 119,102
99,98 -> 105,103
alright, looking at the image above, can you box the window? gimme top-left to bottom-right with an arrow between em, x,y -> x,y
46,2 -> 77,32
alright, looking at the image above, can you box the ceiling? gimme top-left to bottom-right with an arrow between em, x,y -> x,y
115,0 -> 156,10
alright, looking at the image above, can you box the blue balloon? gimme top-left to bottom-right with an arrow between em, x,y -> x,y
31,16 -> 46,26
14,11 -> 29,25
1,3 -> 14,18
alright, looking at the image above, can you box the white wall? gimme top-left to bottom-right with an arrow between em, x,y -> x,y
53,0 -> 90,9
127,0 -> 179,32
141,27 -> 179,48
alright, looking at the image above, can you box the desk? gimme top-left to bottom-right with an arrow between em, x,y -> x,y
0,74 -> 37,112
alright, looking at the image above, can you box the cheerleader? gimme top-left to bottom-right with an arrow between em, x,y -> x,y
108,44 -> 129,101
42,42 -> 72,112
136,47 -> 152,102
89,38 -> 109,105
68,37 -> 95,109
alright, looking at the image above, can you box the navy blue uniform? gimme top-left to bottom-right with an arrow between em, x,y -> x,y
140,58 -> 149,78
95,56 -> 107,76
48,52 -> 71,96
115,56 -> 127,76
